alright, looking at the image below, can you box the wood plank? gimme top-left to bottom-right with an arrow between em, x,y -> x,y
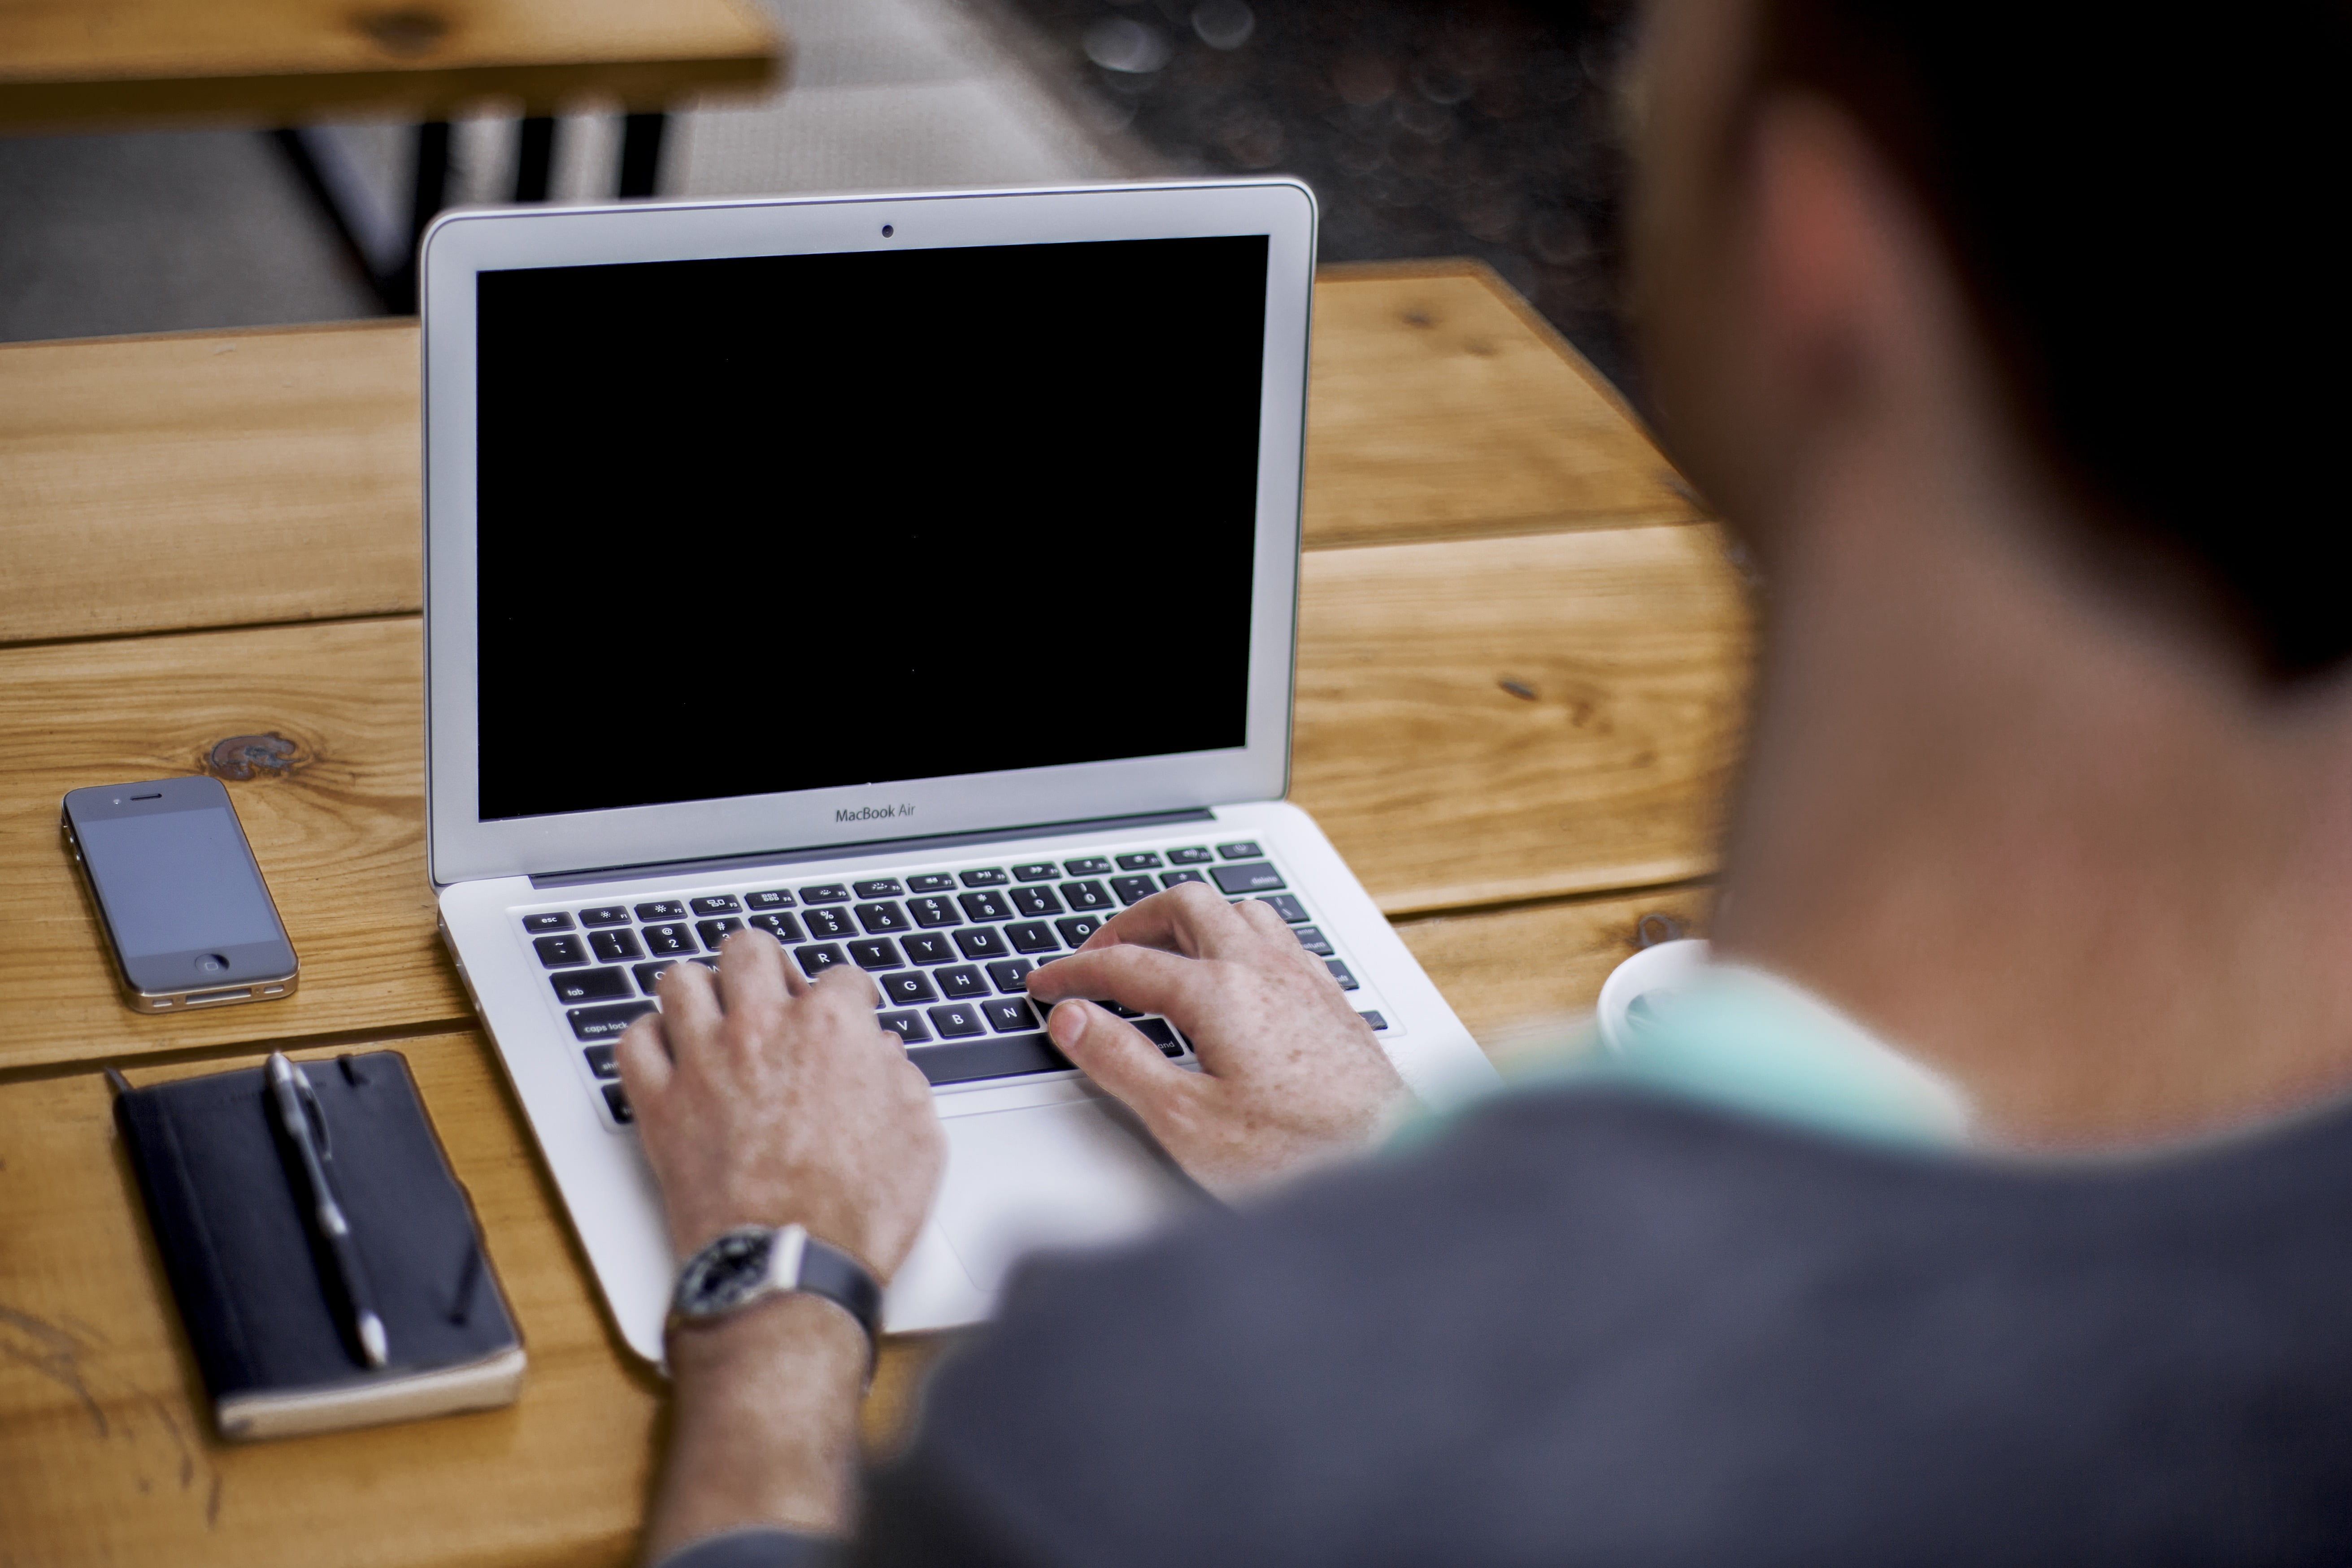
0,1030 -> 936,1566
1303,261 -> 1705,549
0,521 -> 1750,1071
0,322 -> 422,648
1399,885 -> 1717,1059
0,0 -> 778,129
0,618 -> 469,1074
1292,525 -> 1752,916
0,263 -> 1699,647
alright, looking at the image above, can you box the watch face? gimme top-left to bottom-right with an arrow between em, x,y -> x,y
684,1230 -> 773,1315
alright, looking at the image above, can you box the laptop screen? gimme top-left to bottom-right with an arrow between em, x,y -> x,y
473,234 -> 1270,823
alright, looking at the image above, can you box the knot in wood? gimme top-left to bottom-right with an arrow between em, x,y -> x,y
1635,912 -> 1685,949
207,734 -> 303,781
355,8 -> 449,57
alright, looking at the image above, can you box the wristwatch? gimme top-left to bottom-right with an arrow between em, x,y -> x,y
668,1224 -> 882,1370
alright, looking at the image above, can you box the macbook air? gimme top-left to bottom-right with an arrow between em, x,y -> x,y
422,180 -> 1500,1364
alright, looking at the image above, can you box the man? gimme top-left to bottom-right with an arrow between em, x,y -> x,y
621,0 -> 2352,1560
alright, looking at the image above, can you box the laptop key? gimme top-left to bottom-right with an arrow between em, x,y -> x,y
749,912 -> 804,943
1063,857 -> 1111,877
696,917 -> 743,949
583,1044 -> 621,1079
853,879 -> 903,899
1294,926 -> 1335,957
569,1001 -> 653,1041
1259,894 -> 1310,923
1009,885 -> 1063,917
745,889 -> 795,910
1134,1018 -> 1185,1057
1160,869 -> 1208,889
1167,847 -> 1213,865
1061,880 -> 1112,912
984,998 -> 1039,1034
1211,861 -> 1286,895
1217,841 -> 1263,860
986,958 -> 1034,994
928,1002 -> 987,1039
880,971 -> 939,1006
1005,921 -> 1059,954
1110,876 -> 1158,905
850,938 -> 902,972
1326,959 -> 1360,991
800,884 -> 851,905
633,956 -> 718,995
957,890 -> 1011,923
959,868 -> 1009,887
901,933 -> 956,965
954,927 -> 1009,960
1115,852 -> 1163,871
855,901 -> 909,934
590,928 -> 643,962
635,900 -> 686,921
1011,862 -> 1060,881
523,911 -> 573,933
907,874 -> 956,894
533,934 -> 588,968
602,1083 -> 634,1124
935,965 -> 988,999
795,944 -> 846,977
908,896 -> 961,928
1358,1011 -> 1391,1032
877,1009 -> 931,1044
803,907 -> 854,939
1099,1000 -> 1145,1019
552,966 -> 631,1004
907,1032 -> 1074,1086
690,895 -> 740,916
1054,915 -> 1103,947
642,922 -> 695,956
578,904 -> 632,927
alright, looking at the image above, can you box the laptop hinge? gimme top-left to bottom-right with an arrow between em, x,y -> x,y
526,808 -> 1219,890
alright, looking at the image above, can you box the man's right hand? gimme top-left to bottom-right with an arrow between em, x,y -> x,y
1025,882 -> 1411,1198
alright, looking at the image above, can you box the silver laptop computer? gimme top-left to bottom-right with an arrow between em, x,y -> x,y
422,179 -> 1499,1364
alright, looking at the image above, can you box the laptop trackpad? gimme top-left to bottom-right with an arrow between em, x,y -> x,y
934,1097 -> 1194,1300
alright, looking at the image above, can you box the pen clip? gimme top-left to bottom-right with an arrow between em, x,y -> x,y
291,1063 -> 331,1159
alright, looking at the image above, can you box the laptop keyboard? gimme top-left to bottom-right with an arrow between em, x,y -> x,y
511,838 -> 1385,1128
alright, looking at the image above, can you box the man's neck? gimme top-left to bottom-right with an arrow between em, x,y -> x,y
1711,436 -> 2352,1150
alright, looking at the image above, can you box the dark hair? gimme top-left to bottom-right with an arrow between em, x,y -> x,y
1753,2 -> 2352,676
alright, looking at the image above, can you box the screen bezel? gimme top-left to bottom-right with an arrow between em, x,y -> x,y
422,181 -> 1315,887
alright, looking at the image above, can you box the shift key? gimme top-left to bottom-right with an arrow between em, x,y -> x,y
1209,861 -> 1286,895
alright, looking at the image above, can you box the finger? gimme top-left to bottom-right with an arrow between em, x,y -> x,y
1233,897 -> 1331,976
804,959 -> 881,1031
1085,882 -> 1257,960
717,927 -> 790,1022
1047,1000 -> 1199,1127
615,1012 -> 674,1100
1028,943 -> 1214,1020
656,957 -> 724,1047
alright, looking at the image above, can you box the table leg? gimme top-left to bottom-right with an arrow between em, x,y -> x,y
619,112 -> 668,199
514,116 -> 559,203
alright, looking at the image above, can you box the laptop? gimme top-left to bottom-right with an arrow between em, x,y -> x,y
422,180 -> 1501,1364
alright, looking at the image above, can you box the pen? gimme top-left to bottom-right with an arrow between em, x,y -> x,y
266,1051 -> 389,1369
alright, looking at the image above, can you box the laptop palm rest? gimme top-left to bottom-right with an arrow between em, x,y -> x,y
889,1097 -> 1196,1329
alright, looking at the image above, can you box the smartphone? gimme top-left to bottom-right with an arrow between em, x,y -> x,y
61,776 -> 300,1013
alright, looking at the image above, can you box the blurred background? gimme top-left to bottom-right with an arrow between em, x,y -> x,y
0,0 -> 1639,394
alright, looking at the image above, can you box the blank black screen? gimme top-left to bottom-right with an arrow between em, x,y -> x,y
475,235 -> 1268,822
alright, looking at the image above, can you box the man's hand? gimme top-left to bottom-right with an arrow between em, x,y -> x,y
1026,883 -> 1410,1198
616,930 -> 944,1281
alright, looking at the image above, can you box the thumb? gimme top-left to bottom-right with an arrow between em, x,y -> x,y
1046,999 -> 1192,1125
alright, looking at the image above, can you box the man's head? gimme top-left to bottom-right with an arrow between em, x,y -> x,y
1630,0 -> 2350,678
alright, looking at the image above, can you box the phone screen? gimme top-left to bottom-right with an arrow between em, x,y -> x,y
67,778 -> 294,995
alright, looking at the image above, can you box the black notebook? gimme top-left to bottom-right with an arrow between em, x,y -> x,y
116,1050 -> 526,1440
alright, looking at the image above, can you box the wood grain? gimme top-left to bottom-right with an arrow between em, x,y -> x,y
0,322 -> 422,648
0,618 -> 469,1074
0,0 -> 779,129
1,264 -> 1697,647
1303,261 -> 1704,549
1399,884 -> 1717,1055
1292,524 -> 1752,915
0,1031 -> 938,1567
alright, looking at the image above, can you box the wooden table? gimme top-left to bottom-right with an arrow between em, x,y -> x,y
0,261 -> 1749,1564
0,0 -> 784,306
